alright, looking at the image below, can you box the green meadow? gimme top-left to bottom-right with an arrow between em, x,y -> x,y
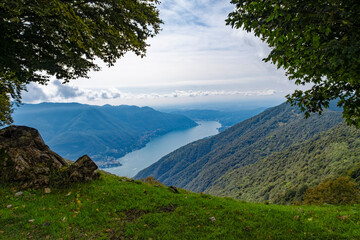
1,173 -> 359,240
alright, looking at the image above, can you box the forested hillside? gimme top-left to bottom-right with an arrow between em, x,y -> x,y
11,103 -> 197,167
207,123 -> 360,203
135,102 -> 358,203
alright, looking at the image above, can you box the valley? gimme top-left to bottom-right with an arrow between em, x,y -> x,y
9,101 -> 360,205
10,101 -> 360,205
11,103 -> 197,168
105,121 -> 221,177
136,102 -> 360,204
2,101 -> 360,239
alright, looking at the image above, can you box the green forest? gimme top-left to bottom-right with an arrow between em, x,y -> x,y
208,122 -> 360,204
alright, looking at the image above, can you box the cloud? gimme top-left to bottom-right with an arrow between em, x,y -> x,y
72,0 -> 288,93
53,80 -> 84,99
22,79 -> 281,106
22,1 -> 297,107
22,80 -> 123,102
21,83 -> 49,102
83,89 -> 122,101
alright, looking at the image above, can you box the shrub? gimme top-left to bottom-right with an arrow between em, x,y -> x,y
303,177 -> 360,205
348,164 -> 360,183
140,176 -> 164,186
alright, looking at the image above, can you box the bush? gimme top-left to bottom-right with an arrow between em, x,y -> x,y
348,164 -> 360,183
303,177 -> 360,205
140,176 -> 164,186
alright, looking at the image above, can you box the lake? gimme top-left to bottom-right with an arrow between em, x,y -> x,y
104,121 -> 221,178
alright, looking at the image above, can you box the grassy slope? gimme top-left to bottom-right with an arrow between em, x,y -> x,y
206,123 -> 360,204
1,173 -> 359,239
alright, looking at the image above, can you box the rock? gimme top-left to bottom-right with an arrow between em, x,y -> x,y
28,219 -> 35,223
67,155 -> 100,183
44,188 -> 51,194
0,126 -> 99,188
168,185 -> 179,194
42,222 -> 51,227
15,191 -> 23,197
209,216 -> 216,222
0,126 -> 68,188
337,215 -> 350,221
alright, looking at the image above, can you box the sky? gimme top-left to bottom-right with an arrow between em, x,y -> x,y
22,0 -> 298,109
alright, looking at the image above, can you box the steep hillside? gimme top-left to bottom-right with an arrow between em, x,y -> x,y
1,173 -> 359,239
135,103 -> 344,193
11,103 -> 197,167
207,123 -> 360,204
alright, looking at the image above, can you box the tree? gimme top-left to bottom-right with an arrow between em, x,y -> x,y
303,177 -> 360,205
227,0 -> 360,127
0,0 -> 162,126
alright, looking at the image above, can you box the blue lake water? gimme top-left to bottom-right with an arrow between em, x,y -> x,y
105,121 -> 221,178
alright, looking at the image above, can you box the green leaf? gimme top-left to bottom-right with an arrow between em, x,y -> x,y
266,13 -> 275,23
312,35 -> 320,48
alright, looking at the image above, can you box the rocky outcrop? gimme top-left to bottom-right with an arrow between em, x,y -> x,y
0,126 -> 99,188
67,155 -> 100,182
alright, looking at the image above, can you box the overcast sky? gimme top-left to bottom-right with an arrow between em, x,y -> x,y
23,0 -> 298,108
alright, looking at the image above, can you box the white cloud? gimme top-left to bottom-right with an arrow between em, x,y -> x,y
53,80 -> 84,99
23,79 -> 286,107
22,83 -> 49,102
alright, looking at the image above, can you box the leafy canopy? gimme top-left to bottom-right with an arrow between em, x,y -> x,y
0,0 -> 162,125
227,0 -> 360,127
303,177 -> 360,205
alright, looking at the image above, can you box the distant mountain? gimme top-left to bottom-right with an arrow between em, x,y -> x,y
11,103 -> 197,167
135,102 -> 360,203
166,108 -> 266,131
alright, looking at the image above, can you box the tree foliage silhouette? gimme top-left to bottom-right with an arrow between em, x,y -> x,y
227,0 -> 360,127
0,0 -> 162,125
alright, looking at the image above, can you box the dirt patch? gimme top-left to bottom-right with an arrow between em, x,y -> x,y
124,209 -> 150,222
157,204 -> 177,213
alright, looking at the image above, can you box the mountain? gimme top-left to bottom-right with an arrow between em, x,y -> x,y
207,122 -> 360,204
11,103 -> 197,167
135,102 -> 360,203
166,108 -> 266,131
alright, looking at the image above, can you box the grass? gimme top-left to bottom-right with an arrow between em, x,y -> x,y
1,173 -> 360,239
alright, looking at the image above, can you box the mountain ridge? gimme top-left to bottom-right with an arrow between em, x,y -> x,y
11,103 -> 197,167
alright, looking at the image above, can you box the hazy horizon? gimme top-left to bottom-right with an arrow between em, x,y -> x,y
16,98 -> 285,112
